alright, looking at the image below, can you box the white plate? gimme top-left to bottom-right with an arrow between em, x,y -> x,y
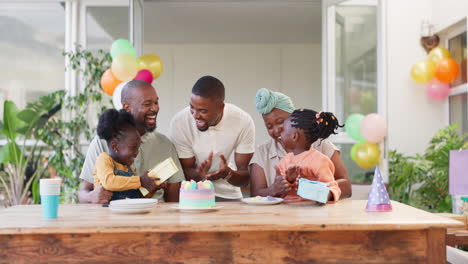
242,197 -> 284,205
110,198 -> 158,206
109,207 -> 153,214
170,205 -> 222,213
109,203 -> 156,209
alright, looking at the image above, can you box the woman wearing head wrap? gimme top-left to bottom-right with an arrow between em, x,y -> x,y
249,88 -> 352,198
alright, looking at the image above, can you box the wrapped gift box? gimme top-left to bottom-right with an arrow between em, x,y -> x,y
297,178 -> 330,203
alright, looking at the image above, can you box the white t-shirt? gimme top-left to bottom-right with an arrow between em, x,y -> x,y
169,103 -> 255,199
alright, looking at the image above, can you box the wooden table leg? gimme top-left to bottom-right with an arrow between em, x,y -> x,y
426,229 -> 446,264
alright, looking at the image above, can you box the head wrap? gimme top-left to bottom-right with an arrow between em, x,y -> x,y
255,88 -> 295,115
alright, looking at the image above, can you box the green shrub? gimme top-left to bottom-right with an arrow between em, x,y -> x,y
389,125 -> 468,213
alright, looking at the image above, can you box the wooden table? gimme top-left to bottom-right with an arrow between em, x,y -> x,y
0,200 -> 463,264
437,213 -> 468,247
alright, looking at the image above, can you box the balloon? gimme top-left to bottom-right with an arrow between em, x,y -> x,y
426,79 -> 450,101
111,53 -> 138,81
134,69 -> 153,83
361,113 -> 387,143
113,81 -> 128,110
110,39 -> 136,60
428,46 -> 451,64
345,114 -> 365,142
350,142 -> 364,162
435,58 -> 459,83
354,142 -> 380,169
411,60 -> 436,83
137,54 -> 163,79
100,69 -> 122,96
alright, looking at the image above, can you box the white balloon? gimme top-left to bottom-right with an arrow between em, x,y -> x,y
112,81 -> 128,110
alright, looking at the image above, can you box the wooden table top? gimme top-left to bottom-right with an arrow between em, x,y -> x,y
0,200 -> 462,235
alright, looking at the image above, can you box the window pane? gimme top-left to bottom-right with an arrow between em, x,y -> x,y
335,5 -> 377,131
86,6 -> 128,52
336,143 -> 373,183
85,6 -> 129,127
449,93 -> 468,136
448,31 -> 467,87
0,3 -> 65,114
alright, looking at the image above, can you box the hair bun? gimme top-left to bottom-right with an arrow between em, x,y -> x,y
255,88 -> 278,114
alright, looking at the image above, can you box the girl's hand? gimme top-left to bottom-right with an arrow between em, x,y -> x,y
140,175 -> 157,193
285,166 -> 299,184
270,175 -> 291,198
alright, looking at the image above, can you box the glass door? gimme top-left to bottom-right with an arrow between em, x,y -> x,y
323,0 -> 384,182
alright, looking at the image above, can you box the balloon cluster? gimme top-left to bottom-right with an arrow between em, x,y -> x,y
345,113 -> 387,169
100,39 -> 163,109
411,47 -> 459,101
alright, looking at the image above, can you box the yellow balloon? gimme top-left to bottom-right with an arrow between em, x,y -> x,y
428,46 -> 451,64
137,54 -> 163,79
354,142 -> 380,169
410,60 -> 436,83
111,53 -> 138,81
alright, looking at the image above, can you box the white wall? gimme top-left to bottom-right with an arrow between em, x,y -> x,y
432,0 -> 468,32
143,43 -> 322,145
386,0 -> 447,156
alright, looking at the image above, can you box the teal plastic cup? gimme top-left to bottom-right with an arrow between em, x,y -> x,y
41,195 -> 60,218
40,178 -> 62,219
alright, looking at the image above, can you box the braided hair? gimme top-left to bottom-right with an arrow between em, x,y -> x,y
289,109 -> 343,145
97,109 -> 137,142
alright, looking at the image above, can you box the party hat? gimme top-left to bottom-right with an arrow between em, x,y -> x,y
366,166 -> 392,212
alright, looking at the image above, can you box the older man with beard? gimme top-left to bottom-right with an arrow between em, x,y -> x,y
78,80 -> 185,203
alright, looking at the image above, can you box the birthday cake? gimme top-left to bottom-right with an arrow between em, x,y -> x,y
179,180 -> 215,208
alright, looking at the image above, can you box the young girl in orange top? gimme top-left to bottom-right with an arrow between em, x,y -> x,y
276,109 -> 342,203
93,109 -> 156,201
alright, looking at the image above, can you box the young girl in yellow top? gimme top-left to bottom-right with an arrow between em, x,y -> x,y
276,109 -> 342,203
93,109 -> 156,201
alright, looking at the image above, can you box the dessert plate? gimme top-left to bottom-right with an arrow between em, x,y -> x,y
109,207 -> 153,214
241,196 -> 284,205
108,198 -> 158,213
170,205 -> 222,213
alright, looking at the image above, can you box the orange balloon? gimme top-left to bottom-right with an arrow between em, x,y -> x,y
435,58 -> 459,83
100,69 -> 122,96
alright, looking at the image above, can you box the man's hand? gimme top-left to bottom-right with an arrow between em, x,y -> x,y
206,154 -> 230,181
90,185 -> 113,204
144,180 -> 167,198
195,152 -> 213,179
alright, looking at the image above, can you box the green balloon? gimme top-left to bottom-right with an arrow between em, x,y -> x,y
110,39 -> 136,60
345,113 -> 365,142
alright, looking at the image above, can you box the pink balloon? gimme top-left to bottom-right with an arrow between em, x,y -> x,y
361,113 -> 387,143
134,69 -> 154,83
426,79 -> 450,101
